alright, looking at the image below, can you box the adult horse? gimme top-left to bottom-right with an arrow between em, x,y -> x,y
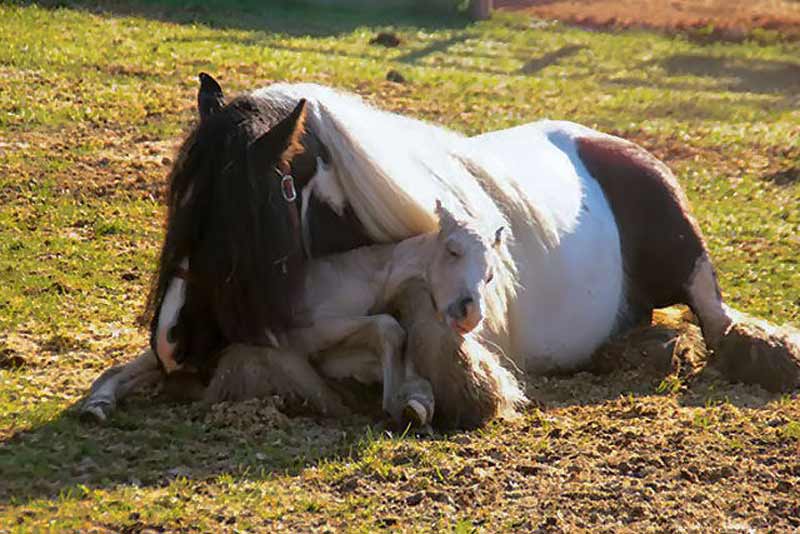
82,74 -> 800,426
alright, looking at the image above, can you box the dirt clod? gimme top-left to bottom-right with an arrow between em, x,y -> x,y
370,32 -> 401,47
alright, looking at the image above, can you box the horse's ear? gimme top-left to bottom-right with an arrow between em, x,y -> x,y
435,199 -> 457,235
197,72 -> 225,121
494,226 -> 505,247
251,99 -> 308,166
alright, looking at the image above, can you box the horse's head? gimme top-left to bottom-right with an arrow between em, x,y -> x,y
427,200 -> 508,336
145,73 -> 309,370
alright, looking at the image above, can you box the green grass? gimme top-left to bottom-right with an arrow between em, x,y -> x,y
1,1 -> 799,531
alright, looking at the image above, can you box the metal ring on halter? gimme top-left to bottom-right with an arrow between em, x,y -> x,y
280,173 -> 297,202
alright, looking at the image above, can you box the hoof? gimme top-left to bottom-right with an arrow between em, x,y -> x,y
402,398 -> 430,428
392,378 -> 434,428
712,319 -> 800,393
80,397 -> 115,422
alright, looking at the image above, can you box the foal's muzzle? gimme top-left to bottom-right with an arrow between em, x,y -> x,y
446,295 -> 481,335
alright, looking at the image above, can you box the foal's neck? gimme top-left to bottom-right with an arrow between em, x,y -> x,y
382,232 -> 438,302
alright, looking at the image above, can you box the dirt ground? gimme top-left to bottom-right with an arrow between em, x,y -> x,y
496,0 -> 800,40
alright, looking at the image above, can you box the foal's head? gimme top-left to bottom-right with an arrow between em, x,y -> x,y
427,201 -> 510,336
146,74 -> 309,369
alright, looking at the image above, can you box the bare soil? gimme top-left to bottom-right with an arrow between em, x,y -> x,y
497,0 -> 800,40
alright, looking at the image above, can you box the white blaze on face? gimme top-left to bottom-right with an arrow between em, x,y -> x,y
155,260 -> 188,373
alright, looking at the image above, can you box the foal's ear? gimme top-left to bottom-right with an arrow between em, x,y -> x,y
435,199 -> 457,235
251,99 -> 308,166
197,72 -> 225,121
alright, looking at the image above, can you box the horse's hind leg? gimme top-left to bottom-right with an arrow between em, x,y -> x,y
686,254 -> 800,392
81,350 -> 163,421
577,134 -> 800,392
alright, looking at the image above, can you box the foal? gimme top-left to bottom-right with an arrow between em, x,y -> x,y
82,202 -> 515,426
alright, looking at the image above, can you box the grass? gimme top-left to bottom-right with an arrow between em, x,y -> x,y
0,1 -> 798,531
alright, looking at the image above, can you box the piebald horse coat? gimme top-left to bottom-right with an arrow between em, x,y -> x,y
81,77 -> 800,426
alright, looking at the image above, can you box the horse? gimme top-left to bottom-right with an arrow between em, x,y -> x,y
81,73 -> 800,427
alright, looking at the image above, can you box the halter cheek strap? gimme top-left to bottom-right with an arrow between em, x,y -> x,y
174,265 -> 190,280
275,161 -> 304,274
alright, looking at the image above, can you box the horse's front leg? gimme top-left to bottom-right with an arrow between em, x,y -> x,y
204,344 -> 350,417
289,315 -> 434,426
81,349 -> 163,421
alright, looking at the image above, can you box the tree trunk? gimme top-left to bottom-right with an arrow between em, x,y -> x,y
470,0 -> 493,20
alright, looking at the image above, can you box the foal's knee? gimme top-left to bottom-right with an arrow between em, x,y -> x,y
373,314 -> 405,351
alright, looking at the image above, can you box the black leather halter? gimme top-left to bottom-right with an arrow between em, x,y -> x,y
274,161 -> 303,275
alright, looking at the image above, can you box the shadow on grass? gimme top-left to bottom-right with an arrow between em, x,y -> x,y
519,44 -> 586,74
1,323 -> 783,507
0,394 -> 384,505
23,0 -> 471,37
763,167 -> 800,186
396,34 -> 470,63
608,54 -> 800,97
659,54 -> 800,95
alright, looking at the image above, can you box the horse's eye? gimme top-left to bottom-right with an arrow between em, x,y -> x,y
486,272 -> 494,284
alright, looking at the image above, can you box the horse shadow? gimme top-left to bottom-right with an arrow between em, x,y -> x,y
0,393 -> 386,506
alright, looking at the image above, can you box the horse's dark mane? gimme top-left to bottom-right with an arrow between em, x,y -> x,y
145,94 -> 304,371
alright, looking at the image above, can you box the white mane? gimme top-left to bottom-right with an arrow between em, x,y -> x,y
252,83 -> 556,248
251,83 -> 561,336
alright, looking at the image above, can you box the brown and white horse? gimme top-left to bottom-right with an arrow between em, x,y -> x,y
81,74 -> 799,427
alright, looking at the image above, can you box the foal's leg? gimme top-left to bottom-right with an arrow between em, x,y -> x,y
289,315 -> 434,424
81,350 -> 163,421
577,135 -> 800,392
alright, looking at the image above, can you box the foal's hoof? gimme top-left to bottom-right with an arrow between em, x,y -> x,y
80,397 -> 115,423
403,399 -> 431,428
393,378 -> 435,428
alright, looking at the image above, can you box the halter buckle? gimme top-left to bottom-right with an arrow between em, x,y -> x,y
281,174 -> 297,202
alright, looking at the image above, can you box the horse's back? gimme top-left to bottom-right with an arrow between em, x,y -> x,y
471,121 -> 626,372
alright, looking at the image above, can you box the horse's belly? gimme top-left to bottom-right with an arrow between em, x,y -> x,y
509,179 -> 623,372
474,121 -> 624,372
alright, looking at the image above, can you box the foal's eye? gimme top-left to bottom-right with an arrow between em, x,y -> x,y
446,239 -> 463,258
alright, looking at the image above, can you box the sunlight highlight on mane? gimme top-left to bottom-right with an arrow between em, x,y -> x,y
251,82 -> 562,337
254,83 -> 556,246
